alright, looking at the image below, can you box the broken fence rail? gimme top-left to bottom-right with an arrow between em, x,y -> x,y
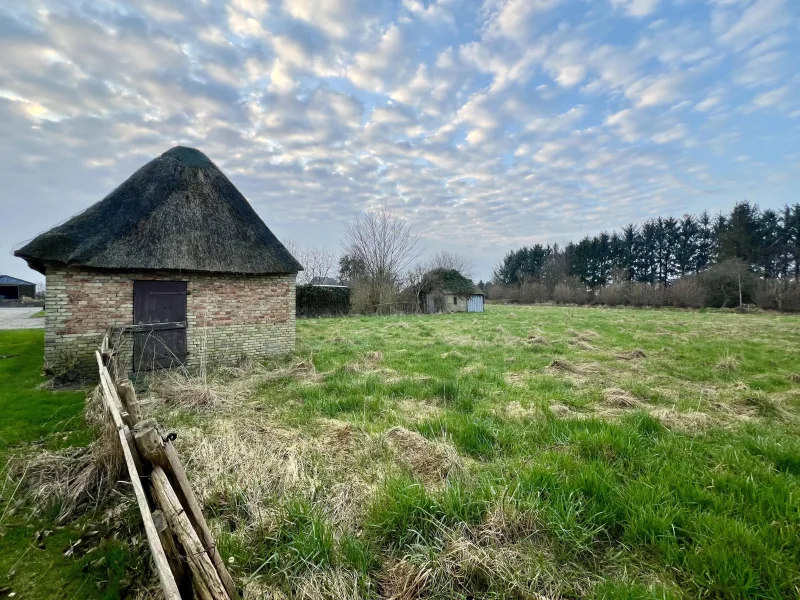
95,335 -> 237,599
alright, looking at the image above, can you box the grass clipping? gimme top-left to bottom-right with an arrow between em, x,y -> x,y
19,386 -> 124,521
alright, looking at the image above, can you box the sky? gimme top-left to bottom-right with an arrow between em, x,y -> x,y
1,0 -> 799,284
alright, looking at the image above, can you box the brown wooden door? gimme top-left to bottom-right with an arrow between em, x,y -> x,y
133,281 -> 187,370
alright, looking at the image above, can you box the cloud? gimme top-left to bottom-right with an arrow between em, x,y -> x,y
611,0 -> 660,18
0,0 -> 798,283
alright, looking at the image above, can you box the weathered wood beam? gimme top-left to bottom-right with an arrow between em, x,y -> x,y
93,351 -> 181,600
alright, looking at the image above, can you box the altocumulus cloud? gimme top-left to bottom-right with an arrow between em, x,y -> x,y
1,0 -> 799,281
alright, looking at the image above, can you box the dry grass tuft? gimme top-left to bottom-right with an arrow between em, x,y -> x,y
545,359 -> 598,375
527,335 -> 549,345
384,427 -> 463,485
602,388 -> 641,408
504,401 -> 535,419
574,340 -> 595,351
616,349 -> 647,360
650,408 -> 712,433
788,373 -> 800,383
440,351 -> 464,359
20,387 -> 124,521
715,355 -> 740,372
364,351 -> 384,365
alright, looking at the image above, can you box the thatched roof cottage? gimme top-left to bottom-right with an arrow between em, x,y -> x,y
15,146 -> 302,378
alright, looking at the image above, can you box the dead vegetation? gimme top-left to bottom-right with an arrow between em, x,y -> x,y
384,427 -> 464,486
15,387 -> 124,521
601,387 -> 642,408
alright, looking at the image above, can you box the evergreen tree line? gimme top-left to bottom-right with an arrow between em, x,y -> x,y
487,202 -> 800,311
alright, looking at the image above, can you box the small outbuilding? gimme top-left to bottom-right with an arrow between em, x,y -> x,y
0,275 -> 36,300
419,268 -> 485,313
15,146 -> 302,378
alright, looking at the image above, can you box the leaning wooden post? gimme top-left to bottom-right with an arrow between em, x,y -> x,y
151,467 -> 230,600
117,379 -> 143,425
134,421 -> 239,600
93,352 -> 181,600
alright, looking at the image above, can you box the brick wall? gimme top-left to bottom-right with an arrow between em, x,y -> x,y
44,267 -> 296,378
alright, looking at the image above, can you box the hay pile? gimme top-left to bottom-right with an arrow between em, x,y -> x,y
601,388 -> 641,408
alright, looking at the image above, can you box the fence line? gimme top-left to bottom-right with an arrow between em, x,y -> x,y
95,334 -> 237,599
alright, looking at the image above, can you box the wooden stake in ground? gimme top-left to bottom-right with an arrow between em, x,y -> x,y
93,352 -> 181,600
151,467 -> 230,600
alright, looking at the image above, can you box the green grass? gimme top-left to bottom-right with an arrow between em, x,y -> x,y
4,305 -> 800,598
31,310 -> 45,318
181,305 -> 800,599
0,330 -> 139,599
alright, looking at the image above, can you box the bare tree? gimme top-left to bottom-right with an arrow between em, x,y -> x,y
428,251 -> 476,278
283,239 -> 339,285
344,204 -> 423,310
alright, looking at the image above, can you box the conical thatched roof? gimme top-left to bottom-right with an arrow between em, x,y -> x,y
16,146 -> 303,275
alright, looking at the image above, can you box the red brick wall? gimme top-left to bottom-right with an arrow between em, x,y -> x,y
45,267 -> 296,378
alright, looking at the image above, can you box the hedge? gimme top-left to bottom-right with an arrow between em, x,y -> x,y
297,284 -> 351,318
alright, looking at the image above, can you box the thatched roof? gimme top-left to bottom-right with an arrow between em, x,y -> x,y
16,146 -> 303,276
420,269 -> 476,296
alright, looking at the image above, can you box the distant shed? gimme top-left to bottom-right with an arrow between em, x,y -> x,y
419,268 -> 485,313
14,146 -> 303,378
0,275 -> 36,300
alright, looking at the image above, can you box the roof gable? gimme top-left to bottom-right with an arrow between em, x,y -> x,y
0,275 -> 35,285
15,147 -> 303,276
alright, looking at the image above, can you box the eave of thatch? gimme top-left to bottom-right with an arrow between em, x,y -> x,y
15,146 -> 303,276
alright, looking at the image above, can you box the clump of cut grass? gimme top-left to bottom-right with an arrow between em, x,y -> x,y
19,386 -> 124,521
440,351 -> 464,359
715,354 -> 740,372
650,408 -> 713,433
527,335 -> 549,345
602,387 -> 642,408
546,359 -> 598,375
384,427 -> 463,485
617,348 -> 647,360
788,373 -> 800,383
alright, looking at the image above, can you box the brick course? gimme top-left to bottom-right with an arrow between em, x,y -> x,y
44,267 -> 296,378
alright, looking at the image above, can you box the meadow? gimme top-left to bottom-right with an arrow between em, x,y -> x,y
156,304 -> 800,599
2,304 -> 800,599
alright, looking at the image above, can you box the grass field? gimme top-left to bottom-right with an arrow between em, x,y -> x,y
0,330 -> 141,599
148,304 -> 800,599
3,305 -> 800,599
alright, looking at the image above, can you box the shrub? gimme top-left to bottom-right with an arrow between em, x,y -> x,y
520,282 -> 551,303
666,277 -> 707,308
553,280 -> 588,305
626,282 -> 664,307
296,284 -> 350,318
595,284 -> 628,306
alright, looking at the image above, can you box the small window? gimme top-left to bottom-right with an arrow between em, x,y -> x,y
454,296 -> 458,305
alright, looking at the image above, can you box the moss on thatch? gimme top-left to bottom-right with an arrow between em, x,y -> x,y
16,147 -> 302,275
421,268 -> 477,296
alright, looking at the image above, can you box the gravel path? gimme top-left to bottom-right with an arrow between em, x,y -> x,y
0,307 -> 44,330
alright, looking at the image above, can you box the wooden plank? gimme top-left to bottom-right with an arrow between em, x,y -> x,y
124,322 -> 187,333
117,379 -> 143,425
134,422 -> 239,600
94,352 -> 181,600
151,467 -> 230,600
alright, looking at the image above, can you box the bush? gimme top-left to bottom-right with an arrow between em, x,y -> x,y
553,280 -> 588,305
595,284 -> 628,306
626,282 -> 665,307
666,277 -> 707,308
753,280 -> 800,312
297,284 -> 350,318
520,282 -> 551,303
